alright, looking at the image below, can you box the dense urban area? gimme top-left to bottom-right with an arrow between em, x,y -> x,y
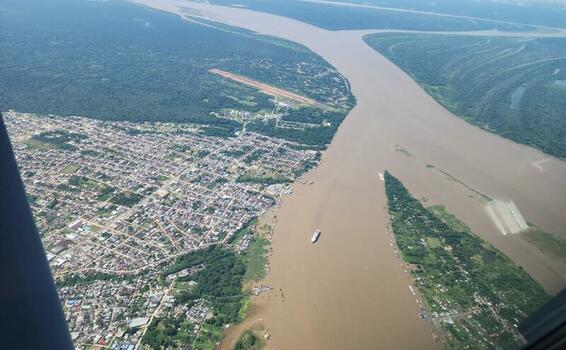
5,110 -> 315,349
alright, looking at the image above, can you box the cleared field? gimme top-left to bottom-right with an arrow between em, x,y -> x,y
364,34 -> 566,158
209,69 -> 331,109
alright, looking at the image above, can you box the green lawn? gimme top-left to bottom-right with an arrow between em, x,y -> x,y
61,163 -> 81,174
244,236 -> 270,283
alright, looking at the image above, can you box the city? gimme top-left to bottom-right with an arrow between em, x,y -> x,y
5,110 -> 317,349
2,0 -> 566,349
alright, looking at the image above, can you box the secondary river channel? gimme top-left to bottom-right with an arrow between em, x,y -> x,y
132,1 -> 566,348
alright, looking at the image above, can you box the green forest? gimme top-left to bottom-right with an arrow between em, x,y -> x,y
365,34 -> 566,158
161,245 -> 246,325
0,0 -> 353,147
384,171 -> 548,349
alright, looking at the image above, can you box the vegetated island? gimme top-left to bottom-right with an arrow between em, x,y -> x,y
364,33 -> 566,158
384,171 -> 549,349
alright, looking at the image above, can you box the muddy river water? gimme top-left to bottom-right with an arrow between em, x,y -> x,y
132,1 -> 566,348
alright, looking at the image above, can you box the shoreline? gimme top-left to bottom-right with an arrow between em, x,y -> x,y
219,211 -> 277,350
219,159 -> 441,349
130,1 -> 566,348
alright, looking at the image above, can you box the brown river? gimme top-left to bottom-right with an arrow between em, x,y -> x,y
131,1 -> 566,348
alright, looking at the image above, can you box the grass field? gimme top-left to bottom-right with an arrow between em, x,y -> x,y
61,163 -> 81,174
522,228 -> 566,262
243,223 -> 271,283
244,236 -> 270,283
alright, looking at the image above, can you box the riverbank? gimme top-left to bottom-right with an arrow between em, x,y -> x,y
130,1 -> 566,348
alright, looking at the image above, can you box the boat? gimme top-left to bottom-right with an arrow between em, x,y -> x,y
311,229 -> 321,243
